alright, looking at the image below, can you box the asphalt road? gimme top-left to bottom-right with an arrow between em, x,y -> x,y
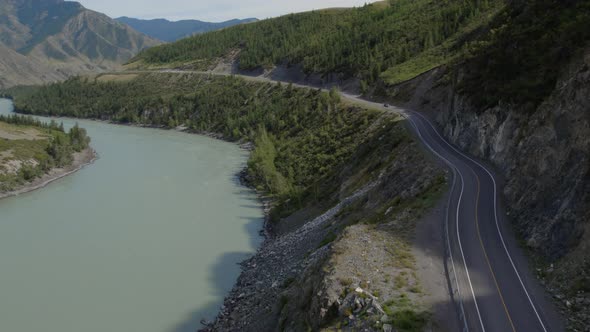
340,94 -> 564,332
154,69 -> 563,331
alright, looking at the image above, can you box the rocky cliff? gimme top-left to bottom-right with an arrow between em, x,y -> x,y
388,46 -> 590,330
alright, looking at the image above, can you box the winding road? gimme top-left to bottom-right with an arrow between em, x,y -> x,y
341,96 -> 563,332
154,69 -> 563,331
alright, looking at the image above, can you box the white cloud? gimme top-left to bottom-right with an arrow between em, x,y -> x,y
76,0 -> 377,21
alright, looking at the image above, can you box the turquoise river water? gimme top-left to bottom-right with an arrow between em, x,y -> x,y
0,98 -> 263,332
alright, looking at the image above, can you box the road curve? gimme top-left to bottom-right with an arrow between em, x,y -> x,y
399,109 -> 563,331
343,90 -> 564,332
152,69 -> 563,331
339,94 -> 563,331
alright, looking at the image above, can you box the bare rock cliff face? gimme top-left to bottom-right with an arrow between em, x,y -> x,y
391,48 -> 590,259
391,47 -> 590,329
438,51 -> 590,259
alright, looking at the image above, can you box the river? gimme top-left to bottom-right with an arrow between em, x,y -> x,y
0,98 -> 263,332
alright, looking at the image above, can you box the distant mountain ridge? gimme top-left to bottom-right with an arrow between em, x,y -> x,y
115,16 -> 258,42
0,0 -> 160,88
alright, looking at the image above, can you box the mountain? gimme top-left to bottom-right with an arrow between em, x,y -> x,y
116,17 -> 258,42
0,0 -> 160,88
0,42 -> 62,88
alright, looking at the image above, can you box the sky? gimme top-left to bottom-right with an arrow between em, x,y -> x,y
76,0 -> 378,22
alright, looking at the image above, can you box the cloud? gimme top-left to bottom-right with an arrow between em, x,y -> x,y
77,0 -> 377,21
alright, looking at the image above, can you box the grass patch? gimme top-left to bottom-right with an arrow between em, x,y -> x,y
391,309 -> 429,332
0,138 -> 48,160
409,285 -> 422,294
383,294 -> 429,332
394,273 -> 409,289
338,277 -> 354,287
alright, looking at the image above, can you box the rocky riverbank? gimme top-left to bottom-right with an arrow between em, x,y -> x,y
0,147 -> 97,200
201,114 -> 453,331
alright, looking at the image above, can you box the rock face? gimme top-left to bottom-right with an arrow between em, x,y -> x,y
0,0 -> 160,88
390,46 -> 590,330
443,55 -> 589,259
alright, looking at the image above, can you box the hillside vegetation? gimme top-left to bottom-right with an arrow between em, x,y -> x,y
457,0 -> 590,108
130,0 -> 505,86
5,73 -> 382,220
131,0 -> 590,109
0,114 -> 90,192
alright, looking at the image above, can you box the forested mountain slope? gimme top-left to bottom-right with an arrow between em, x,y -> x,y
128,0 -> 590,329
0,0 -> 160,88
129,0 -> 505,87
116,17 -> 257,42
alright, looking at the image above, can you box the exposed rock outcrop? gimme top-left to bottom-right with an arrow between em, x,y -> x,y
388,47 -> 590,330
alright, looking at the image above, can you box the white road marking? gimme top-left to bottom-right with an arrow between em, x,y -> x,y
410,110 -> 549,332
404,114 -> 483,332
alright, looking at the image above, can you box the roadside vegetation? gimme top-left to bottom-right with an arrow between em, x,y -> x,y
0,115 -> 91,192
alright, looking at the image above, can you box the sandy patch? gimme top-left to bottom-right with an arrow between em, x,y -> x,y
0,123 -> 45,140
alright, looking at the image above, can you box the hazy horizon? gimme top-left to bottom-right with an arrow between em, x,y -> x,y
76,0 -> 378,22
